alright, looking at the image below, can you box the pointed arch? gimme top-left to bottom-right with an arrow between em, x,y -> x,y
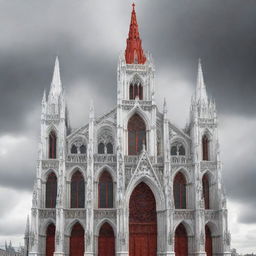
49,130 -> 57,159
202,173 -> 210,209
46,223 -> 55,256
129,182 -> 157,256
205,225 -> 213,256
98,222 -> 115,256
173,172 -> 187,209
70,222 -> 85,256
98,171 -> 113,208
71,171 -> 85,208
175,223 -> 188,256
128,113 -> 146,155
45,172 -> 57,208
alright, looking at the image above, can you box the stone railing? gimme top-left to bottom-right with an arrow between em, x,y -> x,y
42,159 -> 59,169
171,156 -> 188,164
39,209 -> 56,219
94,154 -> 117,163
124,155 -> 139,165
65,209 -> 86,219
67,154 -> 87,163
122,100 -> 152,106
126,64 -> 147,71
205,210 -> 219,221
174,209 -> 194,220
94,209 -> 116,220
45,114 -> 59,120
200,161 -> 217,171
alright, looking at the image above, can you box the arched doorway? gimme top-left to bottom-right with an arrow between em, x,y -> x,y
70,223 -> 84,256
129,182 -> 157,256
205,225 -> 213,256
128,114 -> 146,155
98,222 -> 115,256
175,223 -> 188,256
46,223 -> 55,256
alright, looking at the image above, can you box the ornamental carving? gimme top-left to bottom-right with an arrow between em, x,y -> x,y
42,160 -> 59,169
174,210 -> 194,220
224,231 -> 231,246
205,210 -> 218,221
39,209 -> 56,219
94,209 -> 116,221
64,209 -> 86,219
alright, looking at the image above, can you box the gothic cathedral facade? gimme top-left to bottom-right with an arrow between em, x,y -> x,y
27,4 -> 231,256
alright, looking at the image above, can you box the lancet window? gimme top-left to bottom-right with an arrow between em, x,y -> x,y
202,135 -> 209,160
171,143 -> 186,156
71,171 -> 85,208
49,130 -> 57,159
97,128 -> 114,154
128,114 -> 146,155
98,171 -> 113,208
129,75 -> 143,100
45,172 -> 57,208
202,174 -> 210,209
173,172 -> 187,209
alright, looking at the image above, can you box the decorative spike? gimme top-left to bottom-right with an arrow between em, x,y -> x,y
42,89 -> 46,104
196,58 -> 208,104
49,56 -> 62,96
125,3 -> 146,64
89,100 -> 94,120
25,215 -> 30,236
163,98 -> 167,114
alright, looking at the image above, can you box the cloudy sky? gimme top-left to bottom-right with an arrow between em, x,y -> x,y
0,0 -> 255,253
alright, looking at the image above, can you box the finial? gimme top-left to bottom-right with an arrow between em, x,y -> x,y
163,98 -> 167,114
132,3 -> 135,10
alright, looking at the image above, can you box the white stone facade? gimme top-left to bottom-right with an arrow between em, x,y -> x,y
27,18 -> 231,256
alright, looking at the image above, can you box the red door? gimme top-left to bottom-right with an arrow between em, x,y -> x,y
175,223 -> 188,256
46,224 -> 55,256
98,222 -> 115,256
70,223 -> 85,256
129,182 -> 157,256
205,226 -> 213,256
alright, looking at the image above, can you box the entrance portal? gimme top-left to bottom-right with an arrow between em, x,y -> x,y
98,222 -> 115,256
70,223 -> 84,256
174,223 -> 188,256
129,182 -> 157,256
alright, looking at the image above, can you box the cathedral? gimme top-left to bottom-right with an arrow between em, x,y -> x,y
26,4 -> 231,256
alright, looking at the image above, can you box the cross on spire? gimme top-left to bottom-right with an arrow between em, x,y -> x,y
125,3 -> 146,64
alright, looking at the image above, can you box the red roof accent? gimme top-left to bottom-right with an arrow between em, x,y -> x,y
125,3 -> 146,64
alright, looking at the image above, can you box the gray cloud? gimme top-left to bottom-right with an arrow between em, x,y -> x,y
0,0 -> 256,252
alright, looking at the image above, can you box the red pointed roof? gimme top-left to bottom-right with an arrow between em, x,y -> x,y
125,3 -> 146,64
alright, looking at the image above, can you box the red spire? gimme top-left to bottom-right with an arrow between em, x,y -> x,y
125,3 -> 146,64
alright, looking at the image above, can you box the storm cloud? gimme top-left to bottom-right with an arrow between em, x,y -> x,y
0,0 -> 255,252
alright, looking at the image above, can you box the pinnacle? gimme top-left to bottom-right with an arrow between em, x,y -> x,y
196,58 -> 208,104
49,56 -> 62,96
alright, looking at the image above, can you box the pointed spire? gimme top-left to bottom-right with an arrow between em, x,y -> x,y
89,100 -> 94,120
42,89 -> 46,104
125,3 -> 146,64
49,56 -> 62,96
163,98 -> 167,114
196,59 -> 208,104
25,215 -> 30,236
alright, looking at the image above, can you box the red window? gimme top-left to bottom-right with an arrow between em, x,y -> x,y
98,171 -> 113,208
98,223 -> 115,256
128,114 -> 146,155
205,225 -> 213,256
174,172 -> 186,209
202,135 -> 209,161
203,174 -> 210,209
70,223 -> 84,256
46,224 -> 55,256
71,171 -> 85,208
129,84 -> 143,100
46,172 -> 57,208
175,223 -> 188,256
49,131 -> 57,159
